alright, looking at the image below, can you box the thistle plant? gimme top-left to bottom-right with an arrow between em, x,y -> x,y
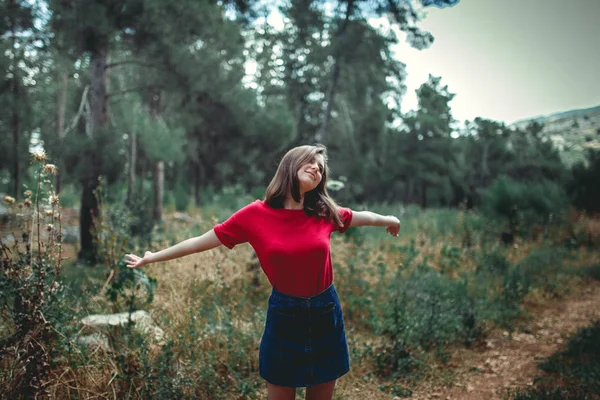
0,151 -> 64,398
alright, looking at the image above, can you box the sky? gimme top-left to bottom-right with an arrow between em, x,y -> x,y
395,0 -> 600,124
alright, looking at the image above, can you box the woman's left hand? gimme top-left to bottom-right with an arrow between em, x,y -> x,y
386,216 -> 401,237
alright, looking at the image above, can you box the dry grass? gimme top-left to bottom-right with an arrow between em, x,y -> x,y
4,206 -> 600,399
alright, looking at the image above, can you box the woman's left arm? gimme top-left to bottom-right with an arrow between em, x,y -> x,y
350,210 -> 400,237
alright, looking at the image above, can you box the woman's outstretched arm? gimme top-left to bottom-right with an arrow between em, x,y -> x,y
125,229 -> 223,269
350,210 -> 401,237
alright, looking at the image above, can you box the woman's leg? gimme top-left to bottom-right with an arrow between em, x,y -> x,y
305,380 -> 336,400
267,382 -> 296,400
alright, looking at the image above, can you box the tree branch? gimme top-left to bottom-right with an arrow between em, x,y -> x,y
61,85 -> 90,139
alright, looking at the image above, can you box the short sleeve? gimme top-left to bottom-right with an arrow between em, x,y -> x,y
333,207 -> 353,234
213,203 -> 255,249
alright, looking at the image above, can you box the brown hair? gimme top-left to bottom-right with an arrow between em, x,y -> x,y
265,144 -> 343,227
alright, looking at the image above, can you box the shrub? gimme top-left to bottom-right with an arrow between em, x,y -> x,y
539,320 -> 600,394
482,176 -> 569,238
376,243 -> 484,378
508,320 -> 600,399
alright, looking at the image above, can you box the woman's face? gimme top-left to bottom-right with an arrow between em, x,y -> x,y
296,154 -> 325,195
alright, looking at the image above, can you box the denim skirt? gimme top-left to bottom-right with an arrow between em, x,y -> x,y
259,284 -> 350,387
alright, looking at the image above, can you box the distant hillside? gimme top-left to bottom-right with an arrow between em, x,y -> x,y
512,105 -> 600,126
510,104 -> 600,167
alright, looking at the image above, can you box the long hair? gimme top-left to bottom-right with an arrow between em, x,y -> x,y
265,144 -> 343,227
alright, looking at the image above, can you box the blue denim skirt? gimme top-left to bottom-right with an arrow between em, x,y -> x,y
259,284 -> 350,387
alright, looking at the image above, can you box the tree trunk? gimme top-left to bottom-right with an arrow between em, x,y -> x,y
316,0 -> 355,144
294,96 -> 307,143
403,178 -> 416,204
138,160 -> 146,194
56,69 -> 68,194
11,76 -> 20,200
420,181 -> 428,208
152,161 -> 164,221
194,162 -> 201,207
79,45 -> 109,263
149,91 -> 164,221
10,1 -> 20,200
480,141 -> 489,187
127,131 -> 137,204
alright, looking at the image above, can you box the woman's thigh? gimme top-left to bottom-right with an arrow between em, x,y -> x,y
305,380 -> 336,400
266,382 -> 296,400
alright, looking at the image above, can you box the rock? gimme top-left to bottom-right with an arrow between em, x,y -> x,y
173,212 -> 192,223
81,310 -> 165,342
76,332 -> 110,351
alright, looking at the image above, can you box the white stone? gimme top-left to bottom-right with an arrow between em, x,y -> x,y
81,310 -> 165,342
76,332 -> 110,351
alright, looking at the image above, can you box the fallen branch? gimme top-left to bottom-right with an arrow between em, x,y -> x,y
60,85 -> 90,139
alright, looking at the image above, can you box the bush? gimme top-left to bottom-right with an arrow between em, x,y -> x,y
539,320 -> 600,394
568,150 -> 600,214
376,244 -> 484,378
508,320 -> 600,399
476,246 -> 511,276
482,176 -> 569,238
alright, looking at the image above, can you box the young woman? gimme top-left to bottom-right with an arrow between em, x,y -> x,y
125,144 -> 400,400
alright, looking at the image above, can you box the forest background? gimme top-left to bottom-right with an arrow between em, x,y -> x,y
1,0 -> 600,399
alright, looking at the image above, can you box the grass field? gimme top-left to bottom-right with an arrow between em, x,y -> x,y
1,201 -> 599,399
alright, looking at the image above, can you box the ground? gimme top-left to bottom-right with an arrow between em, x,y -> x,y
332,279 -> 600,400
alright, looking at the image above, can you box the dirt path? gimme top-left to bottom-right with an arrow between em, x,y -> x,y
407,280 -> 600,400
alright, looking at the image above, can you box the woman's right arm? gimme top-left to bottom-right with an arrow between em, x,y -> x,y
125,229 -> 223,269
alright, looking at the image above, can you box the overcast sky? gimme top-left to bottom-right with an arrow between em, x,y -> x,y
396,0 -> 600,124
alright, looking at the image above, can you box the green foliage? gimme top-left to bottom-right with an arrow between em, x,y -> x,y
200,184 -> 259,221
508,386 -> 595,400
92,181 -> 159,312
373,241 -> 484,378
165,181 -> 191,212
568,150 -> 600,213
389,264 -> 481,349
579,264 -> 600,280
482,176 -> 569,235
517,247 -> 570,294
508,320 -> 600,399
117,98 -> 186,164
94,179 -> 155,249
105,260 -> 157,312
476,246 -> 511,275
539,320 -> 600,393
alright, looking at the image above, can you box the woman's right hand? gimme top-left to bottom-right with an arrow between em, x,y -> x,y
125,251 -> 153,269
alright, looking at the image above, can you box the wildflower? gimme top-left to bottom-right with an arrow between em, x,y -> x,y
3,196 -> 15,205
48,195 -> 59,206
54,211 -> 60,218
24,199 -> 32,207
32,150 -> 48,163
45,210 -> 54,217
24,190 -> 32,197
46,224 -> 54,232
43,164 -> 58,175
18,202 -> 24,209
50,281 -> 60,293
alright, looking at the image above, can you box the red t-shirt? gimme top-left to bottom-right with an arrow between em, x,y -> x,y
213,200 -> 353,297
